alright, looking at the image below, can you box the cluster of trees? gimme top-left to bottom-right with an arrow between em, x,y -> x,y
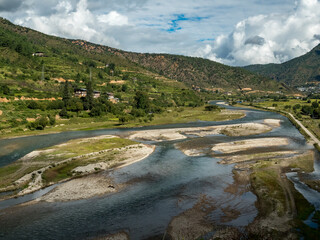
0,84 -> 11,95
27,115 -> 55,130
294,101 -> 320,119
205,105 -> 221,111
0,28 -> 34,57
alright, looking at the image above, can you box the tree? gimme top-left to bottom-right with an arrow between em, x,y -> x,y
109,63 -> 115,71
59,108 -> 69,118
312,101 -> 319,109
119,115 -> 130,124
301,105 -> 312,115
284,105 -> 291,110
293,104 -> 301,111
27,116 -> 48,130
62,80 -> 71,107
48,114 -> 56,126
85,68 -> 94,110
1,85 -> 10,95
134,90 -> 150,111
205,105 -> 220,111
312,108 -> 320,119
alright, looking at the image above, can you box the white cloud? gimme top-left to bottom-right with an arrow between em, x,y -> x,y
197,0 -> 320,66
1,0 -> 319,66
13,0 -> 130,47
98,11 -> 129,26
54,1 -> 73,13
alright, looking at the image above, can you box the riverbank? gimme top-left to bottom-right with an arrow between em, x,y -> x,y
0,106 -> 245,140
0,135 -> 155,201
129,121 -> 275,142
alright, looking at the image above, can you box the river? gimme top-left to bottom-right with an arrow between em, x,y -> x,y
0,103 -> 319,239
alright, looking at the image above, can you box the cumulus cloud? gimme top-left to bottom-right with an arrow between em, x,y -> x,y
245,36 -> 265,46
98,11 -> 129,26
1,0 -> 319,66
14,0 -> 130,47
197,0 -> 320,66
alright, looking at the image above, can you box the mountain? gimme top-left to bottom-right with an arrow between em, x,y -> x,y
95,49 -> 282,90
244,44 -> 320,86
0,17 -> 282,94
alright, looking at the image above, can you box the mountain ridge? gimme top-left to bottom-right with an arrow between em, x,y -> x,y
0,17 -> 282,92
244,43 -> 320,86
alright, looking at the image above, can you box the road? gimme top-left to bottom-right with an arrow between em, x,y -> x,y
287,112 -> 320,145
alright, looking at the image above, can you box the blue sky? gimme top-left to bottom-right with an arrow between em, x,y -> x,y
0,0 -> 319,66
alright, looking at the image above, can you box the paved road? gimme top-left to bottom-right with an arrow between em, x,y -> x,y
287,112 -> 320,145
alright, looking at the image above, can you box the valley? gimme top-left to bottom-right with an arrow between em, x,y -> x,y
0,16 -> 320,240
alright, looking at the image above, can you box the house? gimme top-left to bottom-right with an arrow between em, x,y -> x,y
74,89 -> 101,98
93,91 -> 101,98
74,88 -> 87,97
192,85 -> 201,92
32,52 -> 45,57
107,95 -> 119,103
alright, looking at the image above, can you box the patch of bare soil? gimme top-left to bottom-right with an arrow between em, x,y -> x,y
110,80 -> 126,85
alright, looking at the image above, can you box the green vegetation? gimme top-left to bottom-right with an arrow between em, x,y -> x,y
250,98 -> 320,141
3,105 -> 241,139
0,17 -> 217,137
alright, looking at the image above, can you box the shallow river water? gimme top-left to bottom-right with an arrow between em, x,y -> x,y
0,103 -> 319,239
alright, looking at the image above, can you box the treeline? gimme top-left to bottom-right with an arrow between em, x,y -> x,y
295,100 -> 320,119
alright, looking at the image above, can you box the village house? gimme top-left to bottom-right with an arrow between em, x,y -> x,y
32,52 -> 45,57
192,85 -> 201,92
74,88 -> 87,97
74,89 -> 101,98
93,90 -> 101,98
106,92 -> 119,103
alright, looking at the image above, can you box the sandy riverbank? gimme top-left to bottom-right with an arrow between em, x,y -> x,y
218,151 -> 298,164
211,137 -> 289,154
39,144 -> 155,202
129,121 -> 279,142
1,135 -> 155,201
40,175 -> 117,202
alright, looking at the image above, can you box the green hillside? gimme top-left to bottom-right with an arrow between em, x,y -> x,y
0,17 -> 283,95
0,17 -> 204,105
244,44 -> 320,86
0,17 -> 287,136
85,46 -> 282,91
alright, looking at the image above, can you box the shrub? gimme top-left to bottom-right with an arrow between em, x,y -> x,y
119,115 -> 130,124
48,114 -> 56,126
59,108 -> 69,118
27,116 -> 48,130
205,105 -> 220,111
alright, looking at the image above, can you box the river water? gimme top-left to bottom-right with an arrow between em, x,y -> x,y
0,103 -> 318,239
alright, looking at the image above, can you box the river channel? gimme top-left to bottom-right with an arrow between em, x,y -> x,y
0,103 -> 319,239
